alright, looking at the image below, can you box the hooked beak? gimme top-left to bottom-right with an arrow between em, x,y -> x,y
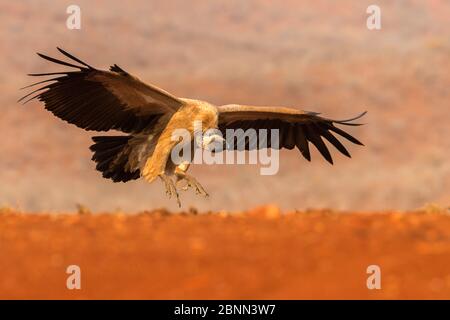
203,135 -> 228,152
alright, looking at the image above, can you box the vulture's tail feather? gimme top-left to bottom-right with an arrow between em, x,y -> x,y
90,136 -> 140,183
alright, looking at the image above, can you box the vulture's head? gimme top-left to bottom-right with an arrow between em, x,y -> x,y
199,129 -> 227,153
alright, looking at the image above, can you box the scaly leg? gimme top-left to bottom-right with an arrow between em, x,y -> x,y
159,174 -> 181,207
174,164 -> 209,198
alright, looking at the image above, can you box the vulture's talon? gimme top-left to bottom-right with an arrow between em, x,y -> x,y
176,173 -> 209,198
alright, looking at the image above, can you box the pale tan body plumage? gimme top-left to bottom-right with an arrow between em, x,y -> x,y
142,98 -> 218,182
139,99 -> 218,204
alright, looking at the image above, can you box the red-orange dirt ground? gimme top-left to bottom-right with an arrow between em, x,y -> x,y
1,206 -> 450,299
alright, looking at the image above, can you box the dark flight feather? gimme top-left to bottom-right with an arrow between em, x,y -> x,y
20,48 -> 183,133
218,105 -> 366,163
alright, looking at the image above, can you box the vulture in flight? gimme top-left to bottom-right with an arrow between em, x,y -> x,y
20,48 -> 366,206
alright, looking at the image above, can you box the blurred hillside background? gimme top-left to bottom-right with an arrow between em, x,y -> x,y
0,0 -> 448,212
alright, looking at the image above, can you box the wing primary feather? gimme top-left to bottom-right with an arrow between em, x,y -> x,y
18,84 -> 52,103
323,123 -> 364,146
276,121 -> 285,149
36,53 -> 84,69
284,124 -> 296,150
325,111 -> 367,124
20,77 -> 63,90
334,122 -> 365,127
28,71 -> 79,76
20,91 -> 49,104
304,124 -> 333,164
315,124 -> 351,158
56,47 -> 95,69
295,125 -> 311,161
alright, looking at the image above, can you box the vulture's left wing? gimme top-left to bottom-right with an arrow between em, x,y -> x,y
19,48 -> 184,133
217,104 -> 366,164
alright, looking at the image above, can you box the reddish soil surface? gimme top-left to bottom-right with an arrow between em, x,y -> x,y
1,206 -> 450,299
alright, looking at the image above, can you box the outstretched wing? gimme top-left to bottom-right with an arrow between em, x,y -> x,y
218,104 -> 366,164
19,47 -> 184,133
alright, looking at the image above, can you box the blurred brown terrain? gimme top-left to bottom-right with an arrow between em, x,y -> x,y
0,0 -> 449,212
1,207 -> 450,299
